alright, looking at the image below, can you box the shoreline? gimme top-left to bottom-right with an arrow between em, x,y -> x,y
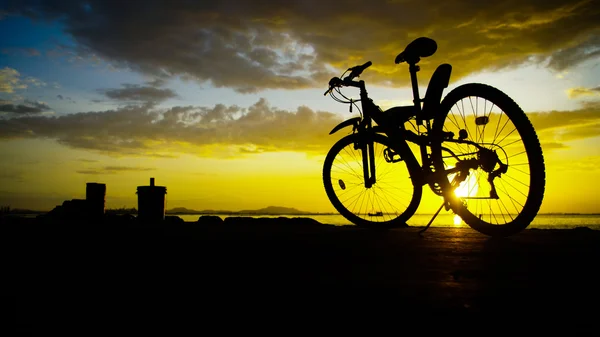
2,213 -> 600,231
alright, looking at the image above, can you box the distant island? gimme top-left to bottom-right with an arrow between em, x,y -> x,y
165,206 -> 313,215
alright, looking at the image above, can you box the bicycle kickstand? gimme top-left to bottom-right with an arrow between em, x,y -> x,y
418,201 -> 445,236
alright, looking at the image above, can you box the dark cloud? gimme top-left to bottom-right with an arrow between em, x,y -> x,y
0,99 -> 340,156
0,99 -> 51,114
57,94 -> 74,101
527,102 -> 600,150
77,166 -> 155,174
100,84 -> 177,102
103,166 -> 154,172
76,170 -> 103,175
528,106 -> 600,133
546,35 -> 600,72
6,0 -> 599,92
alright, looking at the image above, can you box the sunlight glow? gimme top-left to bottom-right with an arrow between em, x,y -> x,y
452,175 -> 477,226
453,174 -> 479,198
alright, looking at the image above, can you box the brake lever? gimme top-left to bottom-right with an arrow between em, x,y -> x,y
325,77 -> 343,95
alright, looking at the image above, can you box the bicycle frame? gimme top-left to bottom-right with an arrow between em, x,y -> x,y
329,65 -> 437,190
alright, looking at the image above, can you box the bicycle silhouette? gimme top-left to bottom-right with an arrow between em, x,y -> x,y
322,37 -> 545,237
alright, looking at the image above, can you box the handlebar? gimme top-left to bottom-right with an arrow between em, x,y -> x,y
324,61 -> 372,95
348,61 -> 372,79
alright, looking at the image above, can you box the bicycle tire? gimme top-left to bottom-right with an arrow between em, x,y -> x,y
323,133 -> 422,229
431,83 -> 545,237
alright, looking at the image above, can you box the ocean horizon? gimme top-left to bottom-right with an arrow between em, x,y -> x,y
8,212 -> 600,230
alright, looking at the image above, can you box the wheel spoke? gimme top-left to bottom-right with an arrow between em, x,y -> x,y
429,84 -> 544,235
325,135 -> 419,226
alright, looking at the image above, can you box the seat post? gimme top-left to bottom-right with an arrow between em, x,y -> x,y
409,63 -> 423,124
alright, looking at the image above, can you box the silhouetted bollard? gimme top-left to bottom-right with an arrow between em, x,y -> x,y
86,182 -> 106,221
137,178 -> 167,224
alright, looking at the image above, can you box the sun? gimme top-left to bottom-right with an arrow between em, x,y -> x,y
453,174 -> 479,198
452,174 -> 478,226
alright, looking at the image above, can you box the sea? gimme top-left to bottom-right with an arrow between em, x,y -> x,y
175,213 -> 600,230
11,212 -> 599,230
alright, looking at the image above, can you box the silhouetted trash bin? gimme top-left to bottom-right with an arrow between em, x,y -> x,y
86,182 -> 106,220
137,178 -> 167,223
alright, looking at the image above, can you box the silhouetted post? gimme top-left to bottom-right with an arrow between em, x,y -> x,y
86,182 -> 106,221
136,178 -> 167,224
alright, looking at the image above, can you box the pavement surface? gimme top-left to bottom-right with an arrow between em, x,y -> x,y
4,219 -> 600,332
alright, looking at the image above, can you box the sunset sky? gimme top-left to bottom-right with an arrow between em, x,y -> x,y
1,0 -> 599,213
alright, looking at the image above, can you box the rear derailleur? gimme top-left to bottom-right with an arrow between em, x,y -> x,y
478,148 -> 508,199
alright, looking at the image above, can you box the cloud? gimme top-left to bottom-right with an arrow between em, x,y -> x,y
76,166 -> 155,174
545,35 -> 600,72
0,98 -> 341,156
540,142 -> 569,150
527,101 -> 600,149
23,77 -> 46,87
75,170 -> 103,175
1,47 -> 41,57
0,67 -> 48,94
0,67 -> 26,93
0,99 -> 51,114
6,0 -> 599,92
145,78 -> 167,87
528,103 -> 600,133
99,83 -> 177,103
566,86 -> 600,98
103,166 -> 155,172
0,93 -> 597,158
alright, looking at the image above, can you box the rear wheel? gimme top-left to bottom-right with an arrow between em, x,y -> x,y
431,83 -> 545,237
323,133 -> 422,228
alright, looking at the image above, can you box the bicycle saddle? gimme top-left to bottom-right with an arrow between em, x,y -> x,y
395,37 -> 438,64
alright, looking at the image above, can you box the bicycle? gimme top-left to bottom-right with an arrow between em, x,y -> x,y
322,37 -> 545,237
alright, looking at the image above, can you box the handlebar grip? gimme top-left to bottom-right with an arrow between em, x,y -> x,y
347,61 -> 372,79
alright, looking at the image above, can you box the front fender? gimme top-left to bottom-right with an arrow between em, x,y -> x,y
329,117 -> 361,135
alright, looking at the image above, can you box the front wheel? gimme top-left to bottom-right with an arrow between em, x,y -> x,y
431,83 -> 545,237
323,133 -> 422,229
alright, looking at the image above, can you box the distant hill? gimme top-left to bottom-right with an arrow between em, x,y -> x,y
237,206 -> 309,215
166,206 -> 310,215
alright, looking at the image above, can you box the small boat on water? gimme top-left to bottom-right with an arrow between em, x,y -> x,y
368,211 -> 383,217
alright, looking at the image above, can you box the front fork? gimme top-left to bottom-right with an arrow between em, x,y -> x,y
359,140 -> 376,188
